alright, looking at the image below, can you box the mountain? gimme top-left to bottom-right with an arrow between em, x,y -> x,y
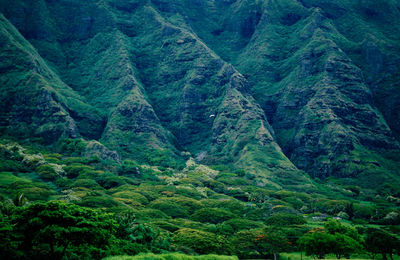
0,0 -> 400,190
1,1 -> 400,259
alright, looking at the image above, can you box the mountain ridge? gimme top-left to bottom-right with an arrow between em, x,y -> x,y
0,0 -> 399,190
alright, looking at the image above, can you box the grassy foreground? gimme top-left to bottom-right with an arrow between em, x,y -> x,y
103,254 -> 238,260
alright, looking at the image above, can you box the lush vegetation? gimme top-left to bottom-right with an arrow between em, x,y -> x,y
0,140 -> 399,259
0,0 -> 400,259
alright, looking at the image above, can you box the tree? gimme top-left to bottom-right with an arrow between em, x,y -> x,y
298,229 -> 335,259
299,220 -> 363,259
324,219 -> 359,240
0,215 -> 22,259
231,229 -> 262,259
365,228 -> 400,260
11,201 -> 116,259
330,233 -> 362,259
232,228 -> 289,260
254,228 -> 290,260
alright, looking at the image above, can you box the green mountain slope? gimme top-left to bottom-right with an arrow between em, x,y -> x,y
0,13 -> 104,142
0,1 -> 400,258
0,0 -> 399,190
148,0 -> 400,185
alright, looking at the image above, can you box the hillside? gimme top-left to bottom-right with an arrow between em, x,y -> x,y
0,0 -> 399,259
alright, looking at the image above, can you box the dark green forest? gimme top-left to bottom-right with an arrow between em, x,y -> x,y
0,0 -> 400,259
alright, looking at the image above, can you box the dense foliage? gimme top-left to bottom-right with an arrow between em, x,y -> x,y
0,141 -> 399,259
0,0 -> 400,258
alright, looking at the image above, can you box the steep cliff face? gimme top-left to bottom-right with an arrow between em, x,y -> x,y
0,13 -> 104,143
236,0 -> 400,181
237,3 -> 399,179
167,0 -> 400,181
0,0 -> 399,188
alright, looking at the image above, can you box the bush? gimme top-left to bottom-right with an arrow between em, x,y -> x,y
220,218 -> 264,233
265,213 -> 306,226
353,203 -> 374,220
149,199 -> 189,218
191,208 -> 236,224
58,138 -> 87,156
95,173 -> 126,189
76,194 -> 120,208
151,220 -> 180,232
315,199 -> 347,215
118,160 -> 140,176
9,180 -> 54,201
36,164 -> 59,181
172,228 -> 229,255
134,209 -> 170,221
43,153 -> 62,163
0,160 -> 28,173
165,197 -> 203,214
113,191 -> 149,205
282,196 -> 305,210
174,188 -> 204,200
70,179 -> 102,190
63,163 -> 93,179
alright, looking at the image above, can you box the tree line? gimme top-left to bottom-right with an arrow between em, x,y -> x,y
1,198 -> 399,259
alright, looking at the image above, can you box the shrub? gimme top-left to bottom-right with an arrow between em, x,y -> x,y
76,194 -> 120,208
43,153 -> 62,163
174,188 -> 204,200
151,220 -> 180,232
245,208 -> 270,221
0,160 -> 27,173
70,179 -> 103,190
172,228 -> 229,255
220,218 -> 264,233
113,191 -> 149,205
200,199 -> 245,215
118,160 -> 140,176
315,199 -> 347,215
165,197 -> 203,214
36,164 -> 59,181
191,208 -> 236,224
10,180 -> 54,201
58,138 -> 86,156
63,163 -> 93,178
95,173 -> 126,189
134,209 -> 170,221
353,203 -> 374,220
265,213 -> 306,226
149,199 -> 189,218
282,196 -> 305,210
